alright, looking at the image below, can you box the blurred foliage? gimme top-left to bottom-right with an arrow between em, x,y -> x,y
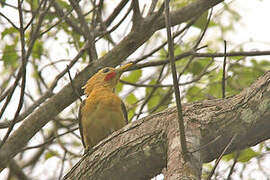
223,148 -> 261,163
2,43 -> 18,68
145,79 -> 172,112
45,150 -> 60,160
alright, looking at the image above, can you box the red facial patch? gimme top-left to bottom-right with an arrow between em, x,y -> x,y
104,71 -> 116,81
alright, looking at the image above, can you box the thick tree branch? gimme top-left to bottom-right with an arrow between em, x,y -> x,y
64,71 -> 270,179
8,159 -> 29,180
0,0 -> 223,171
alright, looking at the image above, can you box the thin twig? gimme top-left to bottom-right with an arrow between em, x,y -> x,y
121,58 -> 214,88
149,87 -> 173,114
67,65 -> 83,102
40,6 -> 75,36
24,0 -> 46,31
206,134 -> 238,180
132,50 -> 270,70
222,40 -> 227,98
133,19 -> 196,64
226,150 -> 240,180
0,1 -> 32,12
21,127 -> 78,151
25,0 -> 54,60
164,0 -> 188,160
58,150 -> 67,180
0,91 -> 53,129
136,65 -> 166,120
69,0 -> 90,36
0,12 -> 19,30
95,5 -> 132,43
53,1 -> 84,35
147,0 -> 158,15
189,135 -> 222,153
0,43 -> 90,129
0,0 -> 28,148
104,0 -> 129,27
50,42 -> 91,91
193,8 -> 213,49
69,0 -> 97,61
0,60 -> 23,119
132,0 -> 141,25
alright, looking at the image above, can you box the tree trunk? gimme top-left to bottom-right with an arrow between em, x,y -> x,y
63,71 -> 270,179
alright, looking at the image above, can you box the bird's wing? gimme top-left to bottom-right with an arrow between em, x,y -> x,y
121,100 -> 128,124
78,99 -> 86,148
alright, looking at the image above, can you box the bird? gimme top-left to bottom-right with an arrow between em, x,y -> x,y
78,63 -> 132,151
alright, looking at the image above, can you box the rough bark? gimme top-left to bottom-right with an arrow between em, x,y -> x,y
0,0 -> 223,171
64,71 -> 270,179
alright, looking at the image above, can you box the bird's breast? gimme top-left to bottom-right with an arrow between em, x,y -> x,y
84,91 -> 122,112
81,91 -> 126,148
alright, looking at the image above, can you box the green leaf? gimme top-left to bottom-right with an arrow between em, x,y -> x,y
126,93 -> 137,105
0,0 -> 6,7
145,80 -> 159,110
26,0 -> 39,9
31,65 -> 39,79
176,58 -> 189,74
128,109 -> 135,120
145,79 -> 155,95
45,150 -> 59,160
44,13 -> 57,22
230,56 -> 244,61
122,69 -> 142,83
222,148 -> 260,163
148,95 -> 160,110
174,45 -> 182,55
208,82 -> 222,98
186,86 -> 204,102
222,152 -> 234,162
189,61 -> 202,75
252,59 -> 270,71
178,58 -> 212,75
159,48 -> 167,58
173,0 -> 195,8
228,61 -> 266,91
125,93 -> 138,121
72,141 -> 82,147
145,80 -> 171,112
32,40 -> 43,59
58,0 -> 73,11
115,83 -> 123,93
203,70 -> 223,98
1,27 -> 17,39
237,148 -> 260,163
2,44 -> 18,68
159,44 -> 182,59
194,11 -> 208,30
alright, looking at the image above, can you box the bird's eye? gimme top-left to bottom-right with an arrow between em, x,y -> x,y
102,68 -> 110,73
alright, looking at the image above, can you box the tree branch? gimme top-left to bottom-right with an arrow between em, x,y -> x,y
64,71 -> 270,179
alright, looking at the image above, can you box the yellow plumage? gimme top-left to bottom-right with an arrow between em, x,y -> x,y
78,63 -> 132,150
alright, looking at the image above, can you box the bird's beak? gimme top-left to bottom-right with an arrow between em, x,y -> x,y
116,63 -> 133,75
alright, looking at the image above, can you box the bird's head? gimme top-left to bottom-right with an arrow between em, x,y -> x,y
83,63 -> 132,96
